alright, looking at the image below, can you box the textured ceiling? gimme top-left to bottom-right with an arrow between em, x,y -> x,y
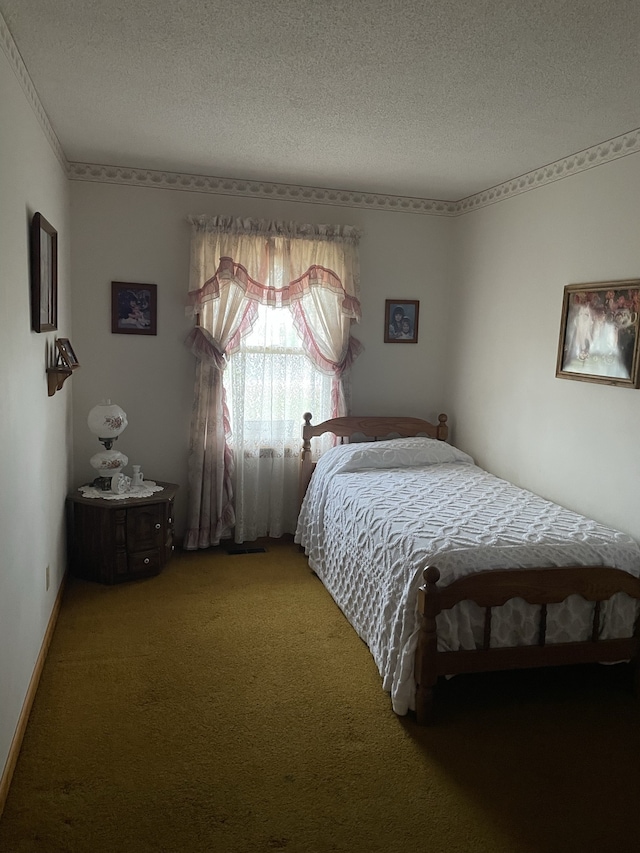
1,0 -> 639,200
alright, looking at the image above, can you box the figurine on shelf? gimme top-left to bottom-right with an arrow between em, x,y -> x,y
131,465 -> 144,488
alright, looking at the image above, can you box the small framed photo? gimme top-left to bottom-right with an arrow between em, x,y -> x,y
111,282 -> 157,336
55,338 -> 80,369
30,212 -> 58,332
384,300 -> 419,343
556,280 -> 640,387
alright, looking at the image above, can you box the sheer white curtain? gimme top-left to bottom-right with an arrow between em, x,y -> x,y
226,305 -> 334,541
184,216 -> 362,548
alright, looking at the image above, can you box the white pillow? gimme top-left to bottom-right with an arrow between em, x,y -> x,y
336,436 -> 474,472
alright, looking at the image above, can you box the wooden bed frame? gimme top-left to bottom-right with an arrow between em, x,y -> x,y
300,412 -> 640,724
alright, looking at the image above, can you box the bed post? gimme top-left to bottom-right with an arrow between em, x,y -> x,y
299,412 -> 314,507
415,565 -> 442,724
436,413 -> 448,442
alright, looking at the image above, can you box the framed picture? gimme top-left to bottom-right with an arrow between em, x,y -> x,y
55,338 -> 80,369
556,280 -> 640,387
384,300 -> 419,343
30,212 -> 57,332
111,282 -> 157,336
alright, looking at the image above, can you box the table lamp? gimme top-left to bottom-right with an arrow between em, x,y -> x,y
87,400 -> 129,490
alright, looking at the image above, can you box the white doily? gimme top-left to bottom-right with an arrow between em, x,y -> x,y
78,481 -> 163,500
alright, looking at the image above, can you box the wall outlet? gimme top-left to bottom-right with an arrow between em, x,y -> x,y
45,564 -> 50,591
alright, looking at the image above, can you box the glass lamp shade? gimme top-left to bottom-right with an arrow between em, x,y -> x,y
87,400 -> 128,441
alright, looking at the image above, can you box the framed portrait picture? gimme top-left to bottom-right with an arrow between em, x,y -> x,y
30,212 -> 58,332
384,299 -> 419,343
556,280 -> 640,388
111,282 -> 157,336
55,338 -> 80,369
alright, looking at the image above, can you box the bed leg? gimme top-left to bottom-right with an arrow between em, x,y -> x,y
416,685 -> 435,724
414,565 -> 442,725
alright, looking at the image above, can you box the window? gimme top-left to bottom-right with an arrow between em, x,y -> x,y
184,215 -> 360,550
226,303 -> 333,541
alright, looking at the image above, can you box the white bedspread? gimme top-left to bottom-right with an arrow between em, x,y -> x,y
295,438 -> 640,715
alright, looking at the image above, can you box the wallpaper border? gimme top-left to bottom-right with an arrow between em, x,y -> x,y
456,129 -> 640,214
0,14 -> 67,170
66,163 -> 459,216
67,128 -> 640,216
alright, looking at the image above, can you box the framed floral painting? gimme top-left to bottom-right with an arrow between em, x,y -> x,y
556,280 -> 640,387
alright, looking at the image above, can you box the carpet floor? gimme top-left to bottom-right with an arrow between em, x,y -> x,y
1,539 -> 639,853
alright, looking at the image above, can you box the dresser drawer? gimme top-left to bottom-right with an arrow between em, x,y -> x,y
128,548 -> 163,577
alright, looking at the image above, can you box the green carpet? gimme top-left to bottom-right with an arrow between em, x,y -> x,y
1,539 -> 639,853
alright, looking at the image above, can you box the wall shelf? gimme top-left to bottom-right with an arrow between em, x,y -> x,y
47,338 -> 80,396
47,366 -> 73,396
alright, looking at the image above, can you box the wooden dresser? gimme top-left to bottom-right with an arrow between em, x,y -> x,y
68,482 -> 178,584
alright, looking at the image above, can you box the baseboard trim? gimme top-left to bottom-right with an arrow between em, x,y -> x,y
0,575 -> 66,817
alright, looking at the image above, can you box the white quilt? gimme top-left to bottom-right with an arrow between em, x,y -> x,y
294,437 -> 640,715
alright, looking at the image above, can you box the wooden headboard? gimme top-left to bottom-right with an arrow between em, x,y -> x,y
299,412 -> 449,505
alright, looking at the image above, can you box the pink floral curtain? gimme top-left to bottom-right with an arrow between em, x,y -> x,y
184,215 -> 362,550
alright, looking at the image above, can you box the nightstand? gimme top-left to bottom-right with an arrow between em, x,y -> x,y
68,482 -> 179,584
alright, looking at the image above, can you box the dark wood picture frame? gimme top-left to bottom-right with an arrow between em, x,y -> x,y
384,299 -> 419,343
55,337 -> 80,369
111,282 -> 157,336
30,212 -> 58,332
556,280 -> 640,388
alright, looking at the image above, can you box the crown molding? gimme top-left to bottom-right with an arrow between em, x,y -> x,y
68,127 -> 640,216
456,128 -> 640,214
0,12 -> 67,171
66,162 -> 458,216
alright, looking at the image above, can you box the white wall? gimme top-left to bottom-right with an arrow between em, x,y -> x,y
448,153 -> 640,540
70,182 -> 453,536
0,50 -> 71,780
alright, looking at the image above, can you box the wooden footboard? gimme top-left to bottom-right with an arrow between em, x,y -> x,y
415,565 -> 640,724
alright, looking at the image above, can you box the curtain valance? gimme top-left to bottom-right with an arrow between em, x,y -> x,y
186,215 -> 362,319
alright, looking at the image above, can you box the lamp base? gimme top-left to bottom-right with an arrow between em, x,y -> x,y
89,448 -> 128,491
92,475 -> 114,491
